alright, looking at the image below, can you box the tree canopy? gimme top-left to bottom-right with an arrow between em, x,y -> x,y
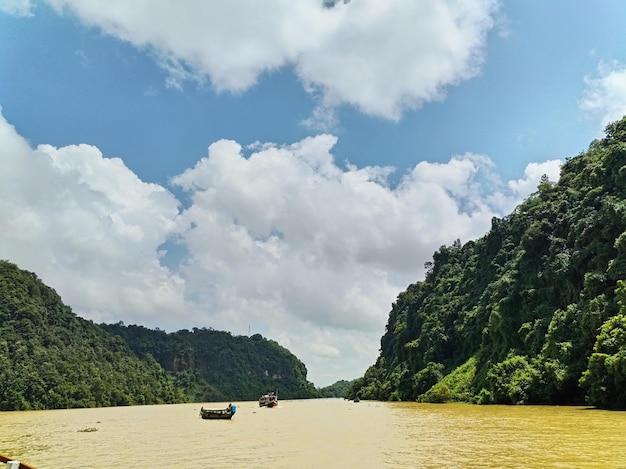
100,322 -> 319,401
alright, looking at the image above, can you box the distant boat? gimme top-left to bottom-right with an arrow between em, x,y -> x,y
199,404 -> 236,420
354,396 -> 360,403
259,391 -> 278,407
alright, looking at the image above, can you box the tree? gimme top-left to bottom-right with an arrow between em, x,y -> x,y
579,281 -> 626,409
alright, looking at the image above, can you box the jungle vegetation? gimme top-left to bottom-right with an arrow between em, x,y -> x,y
0,260 -> 318,410
318,379 -> 356,398
100,322 -> 319,401
348,117 -> 626,409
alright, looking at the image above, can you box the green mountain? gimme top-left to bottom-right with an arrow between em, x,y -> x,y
349,117 -> 626,409
318,379 -> 356,398
100,322 -> 319,401
0,260 -> 184,410
0,260 -> 318,410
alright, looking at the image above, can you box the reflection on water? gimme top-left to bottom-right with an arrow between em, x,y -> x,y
1,399 -> 626,468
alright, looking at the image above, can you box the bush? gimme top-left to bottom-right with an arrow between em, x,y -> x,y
418,383 -> 453,403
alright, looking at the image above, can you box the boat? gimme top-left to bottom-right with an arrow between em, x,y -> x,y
258,391 -> 278,407
199,404 -> 236,420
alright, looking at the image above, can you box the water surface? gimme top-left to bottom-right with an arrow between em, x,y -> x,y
1,399 -> 625,468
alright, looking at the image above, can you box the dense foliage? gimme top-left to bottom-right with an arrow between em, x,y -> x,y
100,324 -> 319,401
349,117 -> 626,409
0,261 -> 184,410
318,379 -> 356,398
0,261 -> 319,410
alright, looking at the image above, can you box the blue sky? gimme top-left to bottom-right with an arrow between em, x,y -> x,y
1,0 -> 626,387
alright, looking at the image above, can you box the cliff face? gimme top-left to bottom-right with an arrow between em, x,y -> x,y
350,117 -> 626,409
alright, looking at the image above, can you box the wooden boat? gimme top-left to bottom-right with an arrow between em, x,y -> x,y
199,404 -> 236,420
259,391 -> 278,407
0,454 -> 37,469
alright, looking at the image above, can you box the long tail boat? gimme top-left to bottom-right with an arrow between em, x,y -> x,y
258,391 -> 278,407
199,404 -> 236,420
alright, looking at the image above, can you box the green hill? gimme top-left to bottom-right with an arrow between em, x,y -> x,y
0,260 -> 184,410
349,117 -> 626,409
0,260 -> 318,410
318,379 -> 356,398
100,322 -> 319,401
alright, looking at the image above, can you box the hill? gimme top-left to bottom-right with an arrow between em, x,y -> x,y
0,260 -> 318,410
100,322 -> 318,401
0,260 -> 184,410
349,117 -> 626,409
317,379 -> 356,398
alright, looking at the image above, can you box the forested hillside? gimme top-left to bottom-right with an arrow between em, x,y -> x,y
0,261 -> 184,410
349,117 -> 626,409
0,260 -> 318,410
100,323 -> 319,401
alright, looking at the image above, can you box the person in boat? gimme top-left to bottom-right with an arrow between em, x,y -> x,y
227,403 -> 232,411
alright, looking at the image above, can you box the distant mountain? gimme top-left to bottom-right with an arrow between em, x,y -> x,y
350,117 -> 626,409
318,379 -> 356,398
0,260 -> 318,410
100,322 -> 319,401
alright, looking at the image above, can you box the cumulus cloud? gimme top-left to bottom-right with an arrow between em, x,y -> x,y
508,160 -> 562,196
0,108 -> 555,386
38,0 -> 499,120
580,60 -> 626,130
0,109 -> 187,329
168,134 -> 557,384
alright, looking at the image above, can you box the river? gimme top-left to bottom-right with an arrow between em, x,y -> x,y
1,399 -> 625,468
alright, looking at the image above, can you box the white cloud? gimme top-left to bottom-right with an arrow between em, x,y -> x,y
0,109 -> 188,330
296,0 -> 499,119
169,135 -> 556,384
42,0 -> 500,120
508,160 -> 562,197
0,109 -> 555,386
580,60 -> 626,130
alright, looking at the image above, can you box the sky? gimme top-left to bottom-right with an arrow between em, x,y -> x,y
1,1 -> 626,387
